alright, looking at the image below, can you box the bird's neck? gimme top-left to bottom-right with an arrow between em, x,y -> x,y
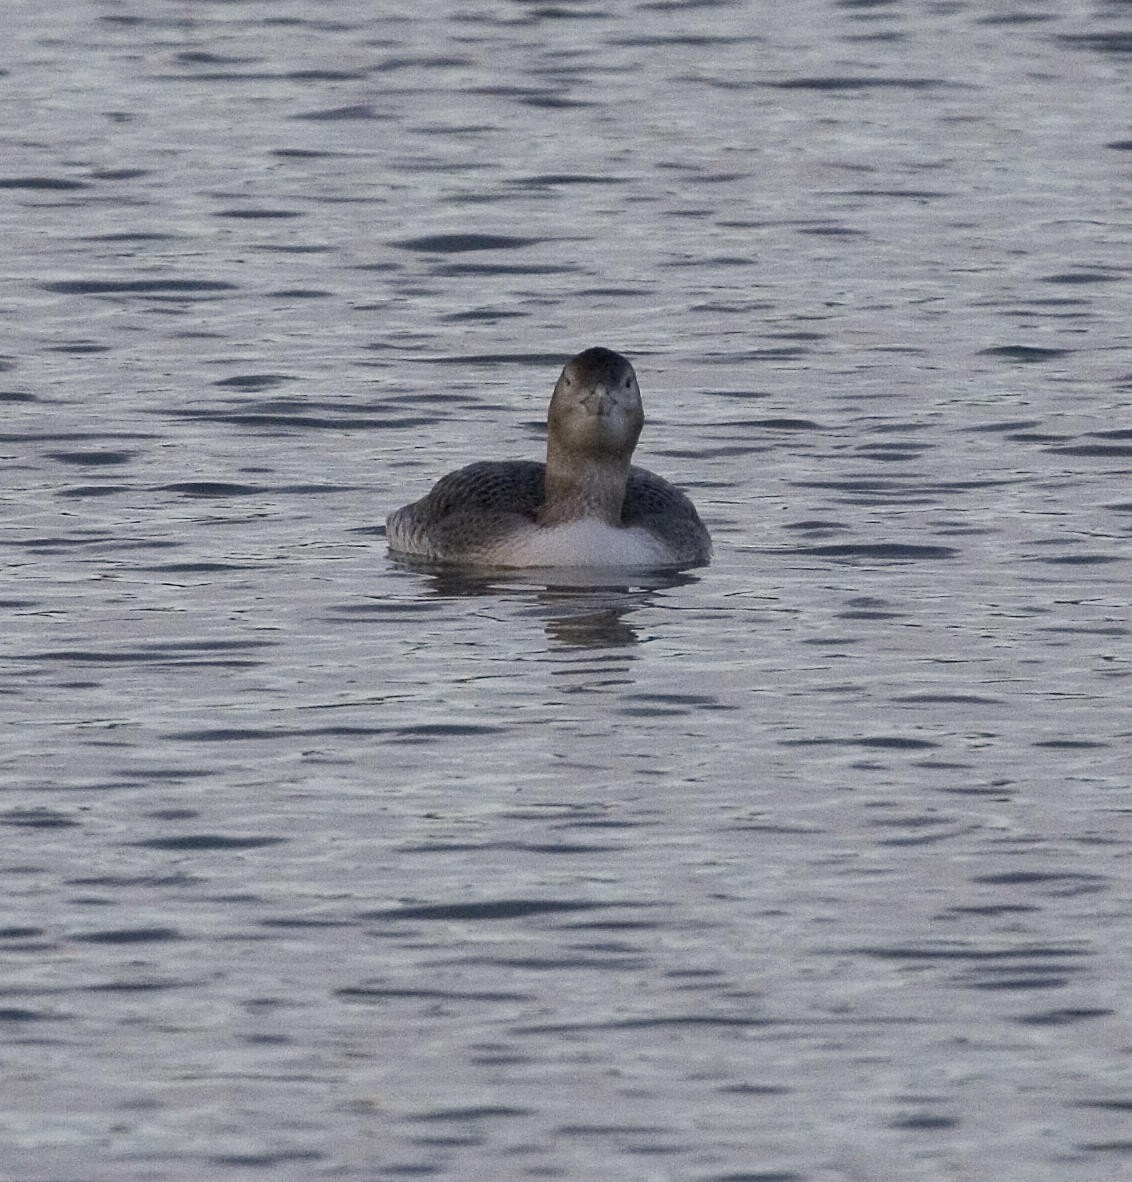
538,444 -> 630,526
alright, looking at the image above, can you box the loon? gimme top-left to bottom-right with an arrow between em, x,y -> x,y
386,347 -> 711,568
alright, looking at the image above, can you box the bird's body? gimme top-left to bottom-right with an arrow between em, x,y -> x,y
386,348 -> 711,569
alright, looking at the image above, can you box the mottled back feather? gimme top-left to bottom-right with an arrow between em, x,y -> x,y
387,459 -> 710,566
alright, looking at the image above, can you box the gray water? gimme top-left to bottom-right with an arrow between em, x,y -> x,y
4,1 -> 1132,1179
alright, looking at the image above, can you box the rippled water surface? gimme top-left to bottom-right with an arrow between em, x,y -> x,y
4,1 -> 1132,1179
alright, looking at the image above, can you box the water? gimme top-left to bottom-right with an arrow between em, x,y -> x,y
3,1 -> 1132,1178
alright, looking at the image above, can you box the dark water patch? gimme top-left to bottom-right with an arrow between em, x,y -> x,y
966,974 -> 1072,991
663,443 -> 773,460
793,477 -> 1011,501
515,173 -> 625,187
561,917 -> 664,932
717,1084 -> 793,1097
48,340 -> 112,354
1108,139 -> 1132,150
521,1015 -> 775,1036
338,986 -> 530,1002
328,600 -> 439,615
172,50 -> 257,65
2,808 -> 79,828
18,640 -> 272,667
259,917 -> 355,929
46,450 -> 136,466
139,561 -> 262,572
167,68 -> 360,84
293,103 -> 380,120
268,287 -> 331,298
1010,432 -> 1070,444
407,1106 -> 532,1122
613,30 -> 761,47
854,446 -> 930,462
1042,270 -> 1120,285
1032,739 -> 1107,749
287,67 -> 368,81
0,1007 -> 61,1022
463,953 -> 646,971
392,723 -> 505,739
14,535 -> 179,556
577,286 -> 655,298
215,207 -> 302,219
0,927 -> 44,940
978,11 -> 1055,23
0,390 -> 35,403
434,261 -> 581,277
81,231 -> 178,243
895,693 -> 1003,705
1028,552 -> 1124,565
641,0 -> 742,9
67,874 -> 203,887
767,76 -> 944,90
393,234 -> 542,254
88,979 -> 194,992
158,481 -> 267,497
1057,33 -> 1132,57
970,871 -> 1106,894
0,175 -> 88,190
783,519 -> 850,532
1047,444 -> 1132,458
441,307 -> 527,323
625,691 -> 728,708
888,1113 -> 958,1130
842,944 -> 1083,962
377,54 -> 474,72
1018,1008 -> 1112,1026
838,603 -> 902,619
166,724 -> 399,741
701,1173 -> 804,1182
781,735 -> 938,750
72,927 -> 182,944
363,899 -> 621,922
406,351 -> 568,367
799,223 -> 866,236
839,188 -> 951,200
213,373 -> 294,390
556,1123 -> 668,1137
718,417 -> 821,431
161,407 -> 433,431
43,278 -> 238,296
398,841 -> 616,855
979,345 -> 1072,362
792,543 -> 957,561
209,1151 -> 323,1168
132,835 -> 287,851
260,245 -> 334,255
870,817 -> 959,847
962,419 -> 1043,433
519,93 -> 598,110
944,904 -> 1039,917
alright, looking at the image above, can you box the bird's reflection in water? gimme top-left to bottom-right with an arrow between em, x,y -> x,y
543,607 -> 638,648
389,555 -> 701,649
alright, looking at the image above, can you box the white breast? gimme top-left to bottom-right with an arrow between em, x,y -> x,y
483,519 -> 676,568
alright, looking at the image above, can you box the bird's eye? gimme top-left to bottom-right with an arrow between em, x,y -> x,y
625,377 -> 633,388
